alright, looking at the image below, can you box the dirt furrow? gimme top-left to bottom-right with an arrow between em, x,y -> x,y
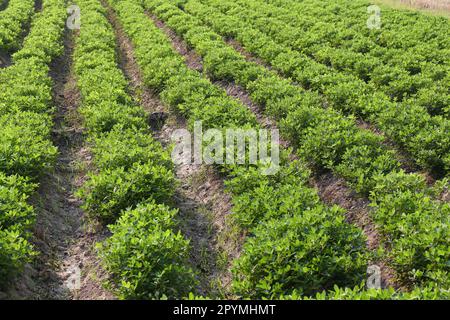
103,2 -> 239,297
0,51 -> 11,68
0,0 -> 9,11
147,13 -> 401,290
6,27 -> 113,300
35,0 -> 42,12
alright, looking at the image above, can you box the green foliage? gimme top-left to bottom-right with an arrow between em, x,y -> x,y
230,178 -> 320,229
144,0 -> 450,297
186,0 -> 450,173
91,126 -> 172,171
0,172 -> 36,287
78,161 -> 176,223
80,101 -> 147,135
0,229 -> 36,288
97,201 -> 196,299
0,0 -> 35,51
232,208 -> 368,298
76,0 -> 193,300
282,282 -> 449,300
370,172 -> 450,287
0,60 -> 54,114
0,0 -> 66,286
114,0 -> 370,301
0,112 -> 57,178
0,172 -> 36,231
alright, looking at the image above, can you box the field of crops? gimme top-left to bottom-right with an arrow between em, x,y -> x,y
0,0 -> 448,301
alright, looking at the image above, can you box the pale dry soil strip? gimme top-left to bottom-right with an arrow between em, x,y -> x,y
5,28 -> 114,300
147,13 -> 403,290
103,1 -> 241,297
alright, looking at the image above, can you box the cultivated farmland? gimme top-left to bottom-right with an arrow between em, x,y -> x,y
0,0 -> 448,301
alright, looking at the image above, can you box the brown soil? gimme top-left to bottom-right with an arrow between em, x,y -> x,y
151,14 -> 203,72
0,50 -> 11,68
35,0 -> 42,12
147,13 -> 401,290
3,29 -> 114,300
104,2 -> 239,297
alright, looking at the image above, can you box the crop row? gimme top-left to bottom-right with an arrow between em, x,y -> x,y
108,0 -> 373,299
217,0 -> 450,113
181,0 -> 450,173
72,0 -> 196,300
0,0 -> 35,51
0,0 -> 66,287
144,0 -> 449,297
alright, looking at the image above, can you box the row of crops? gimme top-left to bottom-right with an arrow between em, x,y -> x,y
213,0 -> 450,108
0,0 -> 448,300
0,0 -> 66,287
72,0 -> 195,299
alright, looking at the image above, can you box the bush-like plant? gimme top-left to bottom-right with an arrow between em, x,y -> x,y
78,161 -> 176,223
97,201 -> 196,299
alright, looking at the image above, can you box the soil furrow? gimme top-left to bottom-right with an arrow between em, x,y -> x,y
6,27 -> 113,300
0,0 -> 9,11
103,2 -> 239,297
0,50 -> 11,68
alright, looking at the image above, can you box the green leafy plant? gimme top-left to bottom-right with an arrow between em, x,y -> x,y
97,201 -> 196,299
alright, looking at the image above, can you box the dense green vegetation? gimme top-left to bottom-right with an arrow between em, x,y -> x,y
181,0 -> 450,174
144,0 -> 449,297
0,0 -> 66,287
0,0 -> 35,51
0,0 -> 448,300
108,0 -> 371,299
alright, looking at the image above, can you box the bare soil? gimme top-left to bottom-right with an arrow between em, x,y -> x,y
0,0 -> 9,11
0,50 -> 11,68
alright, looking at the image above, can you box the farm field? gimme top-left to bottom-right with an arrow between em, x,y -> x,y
0,0 -> 449,301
